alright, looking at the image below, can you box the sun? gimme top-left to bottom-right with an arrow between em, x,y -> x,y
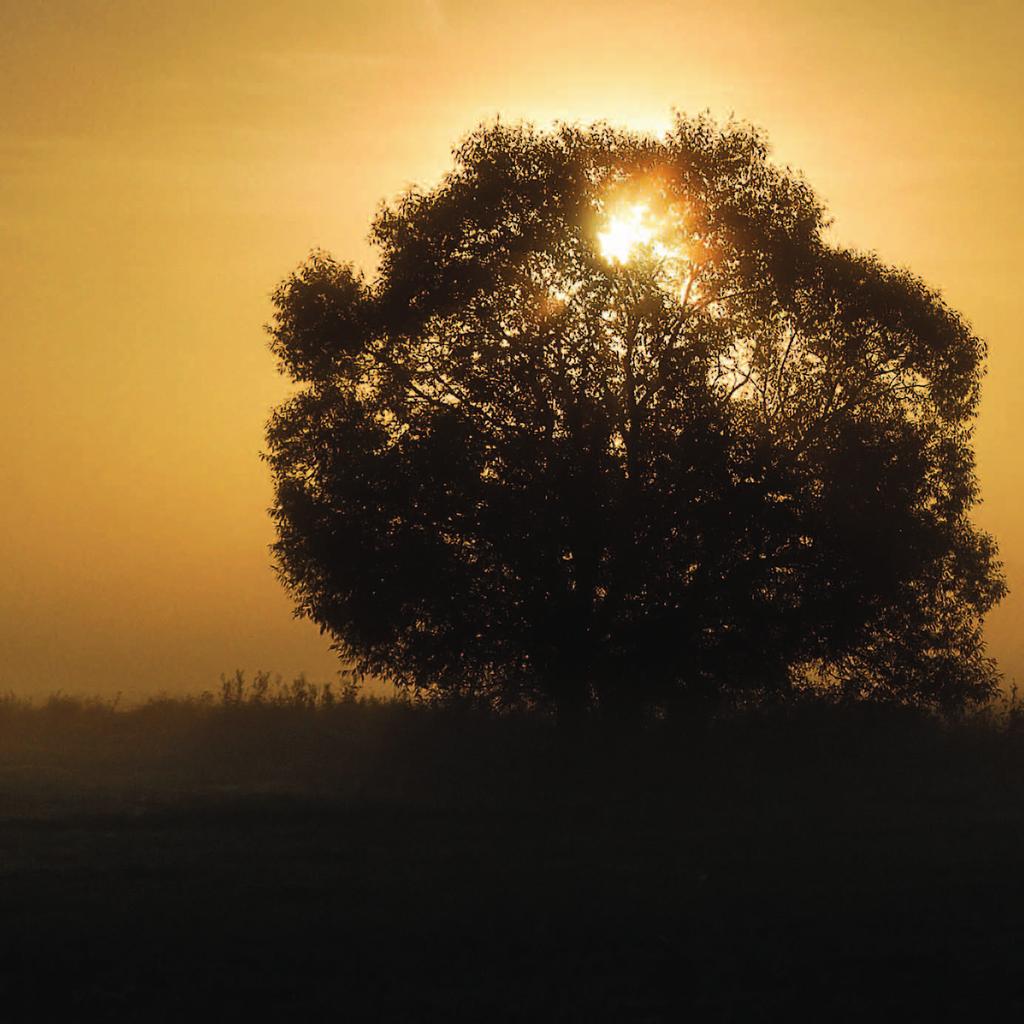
597,195 -> 687,269
597,201 -> 661,264
596,192 -> 697,303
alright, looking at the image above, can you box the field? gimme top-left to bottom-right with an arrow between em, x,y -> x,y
1,680 -> 1023,1020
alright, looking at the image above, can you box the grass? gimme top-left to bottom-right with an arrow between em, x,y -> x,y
1,676 -> 1023,1020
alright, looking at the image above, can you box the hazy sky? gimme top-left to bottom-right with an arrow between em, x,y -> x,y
2,0 -> 1022,697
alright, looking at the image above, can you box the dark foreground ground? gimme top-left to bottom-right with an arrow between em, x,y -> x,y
1,686 -> 1023,1021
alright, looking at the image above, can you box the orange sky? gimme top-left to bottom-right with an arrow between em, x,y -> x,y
2,0 -> 1021,698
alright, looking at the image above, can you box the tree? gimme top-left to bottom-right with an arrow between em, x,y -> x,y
264,115 -> 1005,718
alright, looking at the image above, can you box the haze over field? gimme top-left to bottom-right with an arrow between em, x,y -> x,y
2,0 -> 1021,697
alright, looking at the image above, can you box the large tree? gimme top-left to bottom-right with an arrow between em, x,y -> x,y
265,115 -> 1005,716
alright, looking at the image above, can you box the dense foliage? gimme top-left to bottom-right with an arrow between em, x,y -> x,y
266,115 -> 1004,715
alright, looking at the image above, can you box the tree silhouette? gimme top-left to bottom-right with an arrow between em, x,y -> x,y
265,115 -> 1005,717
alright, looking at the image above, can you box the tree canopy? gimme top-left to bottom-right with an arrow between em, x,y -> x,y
265,115 -> 1005,717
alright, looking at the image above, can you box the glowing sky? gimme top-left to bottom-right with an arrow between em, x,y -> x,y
2,0 -> 1022,697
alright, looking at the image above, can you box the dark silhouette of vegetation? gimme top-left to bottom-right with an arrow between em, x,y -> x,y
266,115 -> 1004,718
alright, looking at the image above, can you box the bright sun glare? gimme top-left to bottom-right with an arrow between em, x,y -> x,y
596,194 -> 695,302
597,198 -> 684,268
598,201 -> 660,264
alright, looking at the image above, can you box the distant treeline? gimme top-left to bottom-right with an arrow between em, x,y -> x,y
1,674 -> 1023,816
